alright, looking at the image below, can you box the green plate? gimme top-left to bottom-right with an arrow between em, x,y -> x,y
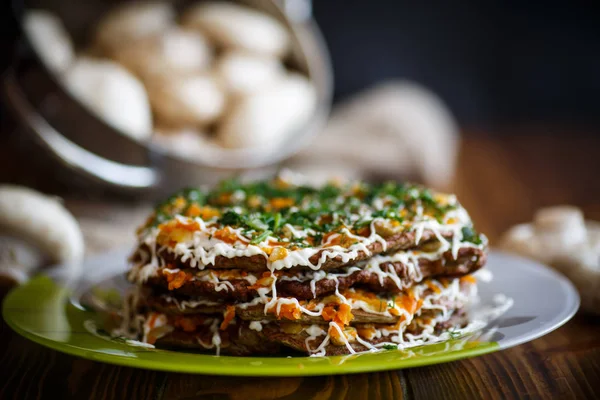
2,249 -> 578,376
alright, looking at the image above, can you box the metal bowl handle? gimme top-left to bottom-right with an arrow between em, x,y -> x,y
2,71 -> 159,191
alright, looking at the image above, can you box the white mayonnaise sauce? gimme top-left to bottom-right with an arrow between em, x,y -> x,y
249,320 -> 269,332
130,198 -> 482,284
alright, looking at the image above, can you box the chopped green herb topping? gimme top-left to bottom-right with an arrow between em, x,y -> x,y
461,226 -> 483,245
387,296 -> 396,308
144,177 -> 467,247
250,230 -> 272,244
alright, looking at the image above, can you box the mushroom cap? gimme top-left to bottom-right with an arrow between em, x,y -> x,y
63,57 -> 153,140
553,222 -> 600,315
0,185 -> 84,266
94,1 -> 176,55
217,73 -> 316,149
500,206 -> 600,315
533,205 -> 587,247
215,51 -> 284,96
112,27 -> 213,80
0,236 -> 46,286
147,74 -> 226,128
498,223 -> 543,261
182,2 -> 290,57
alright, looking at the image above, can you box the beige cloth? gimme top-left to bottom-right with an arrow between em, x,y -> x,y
285,80 -> 460,190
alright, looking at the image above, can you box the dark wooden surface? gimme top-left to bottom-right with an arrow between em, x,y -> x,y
1,130 -> 600,399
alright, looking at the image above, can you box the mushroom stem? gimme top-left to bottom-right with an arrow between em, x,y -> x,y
0,185 -> 84,289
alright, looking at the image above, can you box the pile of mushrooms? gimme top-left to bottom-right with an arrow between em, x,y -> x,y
0,185 -> 84,289
23,1 -> 317,158
500,206 -> 600,315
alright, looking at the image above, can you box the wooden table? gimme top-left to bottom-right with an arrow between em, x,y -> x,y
1,130 -> 600,399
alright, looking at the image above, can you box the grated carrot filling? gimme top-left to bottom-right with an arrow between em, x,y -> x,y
269,197 -> 295,210
321,304 -> 354,328
356,326 -> 377,340
321,306 -> 337,322
426,281 -> 442,294
335,304 -> 354,326
267,303 -> 301,320
185,204 -> 221,219
269,247 -> 289,262
173,197 -> 186,209
220,305 -> 236,330
354,226 -> 371,237
164,270 -> 193,290
159,219 -> 200,233
343,289 -> 382,311
213,227 -> 241,244
156,219 -> 200,246
460,275 -> 477,284
249,272 -> 273,290
145,313 -> 161,344
147,313 -> 159,329
402,295 -> 419,314
173,316 -> 200,332
214,193 -> 232,205
322,232 -> 358,248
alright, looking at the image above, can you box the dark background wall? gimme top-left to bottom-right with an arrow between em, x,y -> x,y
312,0 -> 600,128
1,0 -> 599,130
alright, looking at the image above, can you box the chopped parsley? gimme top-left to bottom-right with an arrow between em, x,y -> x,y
272,212 -> 282,232
220,210 -> 243,226
461,226 -> 483,245
251,230 -> 272,244
387,296 -> 396,309
382,344 -> 398,350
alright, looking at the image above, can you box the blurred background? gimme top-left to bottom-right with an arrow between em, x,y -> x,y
3,1 -> 600,127
0,0 -> 598,251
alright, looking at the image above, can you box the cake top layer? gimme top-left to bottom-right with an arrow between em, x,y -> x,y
139,176 -> 482,249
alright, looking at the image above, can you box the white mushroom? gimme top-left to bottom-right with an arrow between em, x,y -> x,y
94,1 -> 175,55
553,229 -> 600,315
182,2 -> 290,57
498,223 -> 542,262
112,27 -> 212,80
217,73 -> 316,149
533,206 -> 587,249
0,185 -> 84,287
499,205 -> 600,315
151,126 -> 219,159
215,51 -> 284,96
147,74 -> 226,128
500,206 -> 588,264
63,57 -> 153,140
23,10 -> 75,74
